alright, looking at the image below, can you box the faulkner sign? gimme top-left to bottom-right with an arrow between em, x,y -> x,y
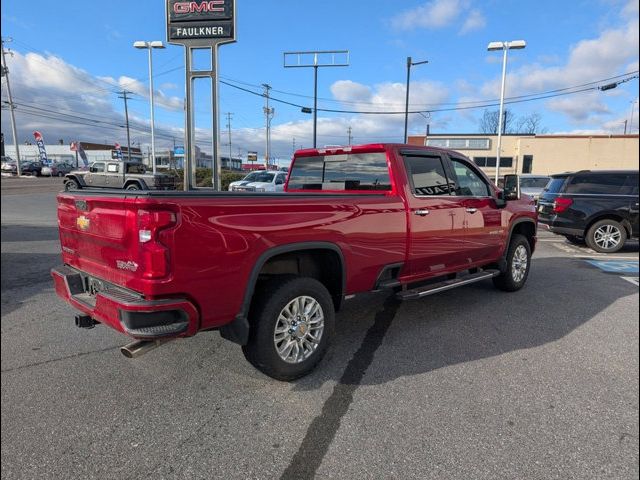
166,0 -> 235,43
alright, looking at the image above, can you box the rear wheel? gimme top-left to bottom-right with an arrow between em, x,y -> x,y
125,183 -> 140,190
242,276 -> 334,381
493,234 -> 531,292
586,219 -> 626,253
564,234 -> 585,245
57,172 -> 64,177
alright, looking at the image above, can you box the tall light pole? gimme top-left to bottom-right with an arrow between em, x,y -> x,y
487,40 -> 526,184
1,37 -> 21,176
134,40 -> 165,174
404,57 -> 428,143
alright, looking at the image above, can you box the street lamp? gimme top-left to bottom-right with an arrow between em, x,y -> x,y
404,57 -> 428,143
487,40 -> 526,184
134,40 -> 165,174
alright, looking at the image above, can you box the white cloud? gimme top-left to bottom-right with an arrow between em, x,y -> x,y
476,11 -> 639,124
390,0 -> 477,31
459,9 -> 486,34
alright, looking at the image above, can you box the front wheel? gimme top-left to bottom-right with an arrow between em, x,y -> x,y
493,234 -> 531,292
242,276 -> 335,381
64,179 -> 80,191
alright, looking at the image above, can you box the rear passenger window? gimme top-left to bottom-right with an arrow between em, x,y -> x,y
565,174 -> 627,194
288,153 -> 391,191
403,156 -> 452,196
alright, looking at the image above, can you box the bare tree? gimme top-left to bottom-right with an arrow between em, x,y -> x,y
479,109 -> 514,134
479,109 -> 547,134
514,112 -> 548,134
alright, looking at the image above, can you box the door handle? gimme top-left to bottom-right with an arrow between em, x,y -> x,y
414,209 -> 430,216
465,208 -> 478,214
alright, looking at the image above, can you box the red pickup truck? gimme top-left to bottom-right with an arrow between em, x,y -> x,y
52,144 -> 537,380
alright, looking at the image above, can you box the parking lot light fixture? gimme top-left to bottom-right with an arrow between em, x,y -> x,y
134,40 -> 165,174
487,40 -> 526,185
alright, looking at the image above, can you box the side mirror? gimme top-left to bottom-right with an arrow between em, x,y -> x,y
503,174 -> 520,200
494,190 -> 507,209
89,166 -> 96,173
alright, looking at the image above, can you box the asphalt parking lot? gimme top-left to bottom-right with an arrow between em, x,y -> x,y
1,176 -> 638,480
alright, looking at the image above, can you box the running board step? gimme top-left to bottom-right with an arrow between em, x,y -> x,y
396,270 -> 500,300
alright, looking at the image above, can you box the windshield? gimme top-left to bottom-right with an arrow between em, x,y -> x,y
244,172 -> 275,183
520,177 -> 550,188
543,176 -> 568,193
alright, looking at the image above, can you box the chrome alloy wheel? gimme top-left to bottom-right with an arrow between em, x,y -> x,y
512,245 -> 529,283
273,295 -> 324,364
593,224 -> 622,250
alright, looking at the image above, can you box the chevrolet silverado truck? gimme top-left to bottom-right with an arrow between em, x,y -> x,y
52,144 -> 537,380
64,160 -> 176,191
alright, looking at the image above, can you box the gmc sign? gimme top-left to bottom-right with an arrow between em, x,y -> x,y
167,0 -> 235,43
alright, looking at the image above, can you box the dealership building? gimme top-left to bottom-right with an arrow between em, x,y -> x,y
407,133 -> 639,177
2,142 -> 142,166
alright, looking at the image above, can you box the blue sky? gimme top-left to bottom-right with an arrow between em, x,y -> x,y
1,0 -> 638,163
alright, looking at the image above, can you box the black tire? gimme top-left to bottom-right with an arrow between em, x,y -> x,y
125,183 -> 140,190
564,234 -> 585,245
493,234 -> 531,292
57,172 -> 64,177
585,219 -> 627,253
242,276 -> 335,381
64,179 -> 80,191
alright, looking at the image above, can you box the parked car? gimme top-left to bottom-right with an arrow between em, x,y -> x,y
518,174 -> 551,202
42,162 -> 75,177
537,170 -> 639,253
64,161 -> 176,190
52,143 -> 537,380
20,161 -> 43,176
228,170 -> 287,192
1,158 -> 17,174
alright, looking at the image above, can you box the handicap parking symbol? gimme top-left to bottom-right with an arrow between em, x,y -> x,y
585,260 -> 639,274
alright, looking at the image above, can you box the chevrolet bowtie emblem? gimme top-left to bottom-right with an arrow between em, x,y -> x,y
76,215 -> 90,231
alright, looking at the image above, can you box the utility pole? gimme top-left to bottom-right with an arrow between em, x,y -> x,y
225,112 -> 233,170
262,84 -> 274,170
1,37 -> 21,175
117,90 -> 133,161
347,126 -> 353,145
292,137 -> 296,155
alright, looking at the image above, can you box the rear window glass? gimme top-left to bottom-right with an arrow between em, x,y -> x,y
544,177 -> 567,193
520,177 -> 550,188
565,174 -> 627,194
404,156 -> 452,196
288,153 -> 391,191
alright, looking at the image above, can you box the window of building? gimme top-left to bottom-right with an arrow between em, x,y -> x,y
450,159 -> 491,197
288,153 -> 391,191
473,156 -> 513,168
425,138 -> 491,150
403,155 -> 452,196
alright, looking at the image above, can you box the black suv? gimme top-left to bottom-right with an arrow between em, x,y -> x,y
538,170 -> 639,253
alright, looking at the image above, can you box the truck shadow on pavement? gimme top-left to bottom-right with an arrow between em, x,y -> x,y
279,256 -> 638,479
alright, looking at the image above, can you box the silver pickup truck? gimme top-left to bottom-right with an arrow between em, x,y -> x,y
64,161 -> 176,191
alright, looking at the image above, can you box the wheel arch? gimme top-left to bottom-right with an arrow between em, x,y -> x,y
124,179 -> 146,190
220,242 -> 346,345
65,174 -> 86,187
584,213 -> 632,238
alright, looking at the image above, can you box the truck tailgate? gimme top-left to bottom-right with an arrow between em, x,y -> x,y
57,193 -> 142,289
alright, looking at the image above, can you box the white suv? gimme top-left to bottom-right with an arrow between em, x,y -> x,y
228,171 -> 287,192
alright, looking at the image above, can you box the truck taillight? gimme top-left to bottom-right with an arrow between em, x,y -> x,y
137,210 -> 177,279
552,197 -> 573,213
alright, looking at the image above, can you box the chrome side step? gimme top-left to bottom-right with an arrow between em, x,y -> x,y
396,269 -> 500,300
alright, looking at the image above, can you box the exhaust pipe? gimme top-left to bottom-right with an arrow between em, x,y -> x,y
120,339 -> 172,359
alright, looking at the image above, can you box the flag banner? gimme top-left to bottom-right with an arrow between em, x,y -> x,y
77,142 -> 89,167
114,143 -> 123,160
33,131 -> 50,165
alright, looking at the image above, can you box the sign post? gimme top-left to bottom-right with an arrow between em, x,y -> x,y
166,0 -> 237,191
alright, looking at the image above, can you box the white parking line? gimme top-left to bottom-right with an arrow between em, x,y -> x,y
573,255 -> 640,260
621,277 -> 640,286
